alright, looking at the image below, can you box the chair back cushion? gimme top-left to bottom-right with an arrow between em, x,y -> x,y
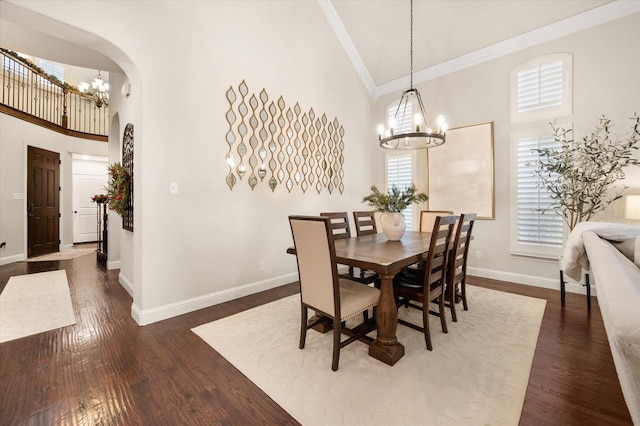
420,210 -> 454,233
290,216 -> 338,317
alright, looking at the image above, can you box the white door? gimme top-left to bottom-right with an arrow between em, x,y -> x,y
72,157 -> 109,243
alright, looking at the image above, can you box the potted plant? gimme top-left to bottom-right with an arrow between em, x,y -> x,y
362,183 -> 428,240
532,114 -> 640,230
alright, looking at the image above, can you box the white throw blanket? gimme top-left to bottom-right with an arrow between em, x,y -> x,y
562,221 -> 640,281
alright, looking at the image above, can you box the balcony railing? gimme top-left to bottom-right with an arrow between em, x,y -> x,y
0,49 -> 109,140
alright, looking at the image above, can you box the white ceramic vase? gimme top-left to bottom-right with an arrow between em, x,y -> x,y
380,212 -> 406,241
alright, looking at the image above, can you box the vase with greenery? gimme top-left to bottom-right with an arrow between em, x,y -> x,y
362,184 -> 428,240
532,114 -> 640,230
107,162 -> 131,216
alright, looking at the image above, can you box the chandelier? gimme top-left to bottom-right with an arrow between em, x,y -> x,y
378,0 -> 447,150
78,71 -> 109,108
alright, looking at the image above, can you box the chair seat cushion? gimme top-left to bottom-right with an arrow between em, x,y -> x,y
338,279 -> 380,321
393,269 -> 425,290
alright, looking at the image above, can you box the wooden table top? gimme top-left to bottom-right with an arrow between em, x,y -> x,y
288,231 -> 432,277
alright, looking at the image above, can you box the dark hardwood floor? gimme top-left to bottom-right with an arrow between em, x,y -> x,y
0,252 -> 633,425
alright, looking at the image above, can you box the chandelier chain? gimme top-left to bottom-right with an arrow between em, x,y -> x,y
410,0 -> 413,89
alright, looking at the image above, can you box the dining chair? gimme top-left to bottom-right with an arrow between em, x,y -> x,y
352,211 -> 377,236
404,210 -> 454,273
320,212 -> 378,286
289,216 -> 381,371
419,210 -> 454,232
446,213 -> 476,322
393,215 -> 457,350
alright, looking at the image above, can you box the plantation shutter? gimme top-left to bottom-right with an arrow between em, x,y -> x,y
517,60 -> 563,113
515,134 -> 563,247
386,153 -> 415,230
387,100 -> 414,133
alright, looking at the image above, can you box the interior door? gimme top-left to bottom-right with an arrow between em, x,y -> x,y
27,146 -> 60,258
73,174 -> 108,243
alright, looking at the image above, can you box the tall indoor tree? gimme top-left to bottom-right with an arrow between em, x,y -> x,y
532,114 -> 640,230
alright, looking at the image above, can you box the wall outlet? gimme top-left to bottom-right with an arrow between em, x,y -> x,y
169,182 -> 179,195
259,261 -> 265,271
475,250 -> 482,260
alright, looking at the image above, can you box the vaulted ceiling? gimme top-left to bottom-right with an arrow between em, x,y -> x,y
2,0 -> 635,98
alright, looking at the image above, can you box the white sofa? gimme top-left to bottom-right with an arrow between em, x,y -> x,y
583,231 -> 640,424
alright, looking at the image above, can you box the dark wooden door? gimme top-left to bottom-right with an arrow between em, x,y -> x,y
27,146 -> 60,258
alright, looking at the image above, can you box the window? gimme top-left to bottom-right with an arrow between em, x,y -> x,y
510,53 -> 572,258
385,151 -> 417,230
511,54 -> 572,123
511,129 -> 564,258
386,98 -> 414,134
38,60 -> 64,82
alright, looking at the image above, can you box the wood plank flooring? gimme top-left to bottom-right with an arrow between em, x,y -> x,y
0,252 -> 633,425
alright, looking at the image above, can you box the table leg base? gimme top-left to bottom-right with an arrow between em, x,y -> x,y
309,314 -> 332,333
369,341 -> 405,366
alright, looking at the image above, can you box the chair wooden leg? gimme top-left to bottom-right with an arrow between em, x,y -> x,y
422,303 -> 433,351
461,280 -> 468,311
332,318 -> 341,371
299,306 -> 308,349
439,294 -> 448,334
449,283 -> 458,322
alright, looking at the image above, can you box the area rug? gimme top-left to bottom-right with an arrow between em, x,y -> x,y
27,248 -> 96,262
0,270 -> 76,343
192,285 -> 546,425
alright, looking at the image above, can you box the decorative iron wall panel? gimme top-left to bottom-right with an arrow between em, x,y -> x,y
225,80 -> 345,194
122,123 -> 134,231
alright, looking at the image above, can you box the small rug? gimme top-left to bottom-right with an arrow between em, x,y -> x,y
27,248 -> 96,262
193,286 -> 546,425
0,270 -> 76,343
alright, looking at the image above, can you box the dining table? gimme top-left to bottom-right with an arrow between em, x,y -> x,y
288,230 -> 434,366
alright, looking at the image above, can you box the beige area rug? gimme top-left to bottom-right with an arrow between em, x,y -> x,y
193,286 -> 546,426
27,247 -> 96,262
0,270 -> 76,343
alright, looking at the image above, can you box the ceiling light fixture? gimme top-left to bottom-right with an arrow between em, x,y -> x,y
378,0 -> 447,150
78,71 -> 109,108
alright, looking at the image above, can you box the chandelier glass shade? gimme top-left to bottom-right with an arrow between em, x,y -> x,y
78,71 -> 109,108
378,0 -> 447,150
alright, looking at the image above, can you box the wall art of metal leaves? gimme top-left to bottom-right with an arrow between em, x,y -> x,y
225,80 -> 345,194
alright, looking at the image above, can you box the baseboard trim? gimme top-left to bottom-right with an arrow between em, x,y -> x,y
107,260 -> 120,270
118,272 -> 134,297
468,266 -> 596,296
132,272 -> 299,326
0,253 -> 26,266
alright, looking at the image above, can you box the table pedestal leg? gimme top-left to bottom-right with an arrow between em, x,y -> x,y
369,274 -> 404,365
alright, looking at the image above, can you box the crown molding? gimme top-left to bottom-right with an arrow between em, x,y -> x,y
318,0 -> 378,99
321,0 -> 640,101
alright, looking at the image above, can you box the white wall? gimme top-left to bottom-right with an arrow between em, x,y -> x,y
0,114 -> 108,265
375,12 -> 640,292
5,1 -> 377,324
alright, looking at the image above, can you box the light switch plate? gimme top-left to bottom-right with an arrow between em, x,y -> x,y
169,182 -> 179,195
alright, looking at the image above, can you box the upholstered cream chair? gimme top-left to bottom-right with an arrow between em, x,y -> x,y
393,215 -> 457,350
419,210 -> 454,232
289,216 -> 380,371
446,213 -> 476,322
320,212 -> 378,286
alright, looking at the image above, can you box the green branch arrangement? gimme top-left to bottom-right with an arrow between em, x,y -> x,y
531,114 -> 640,230
107,162 -> 131,216
1,47 -> 85,93
362,184 -> 428,213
